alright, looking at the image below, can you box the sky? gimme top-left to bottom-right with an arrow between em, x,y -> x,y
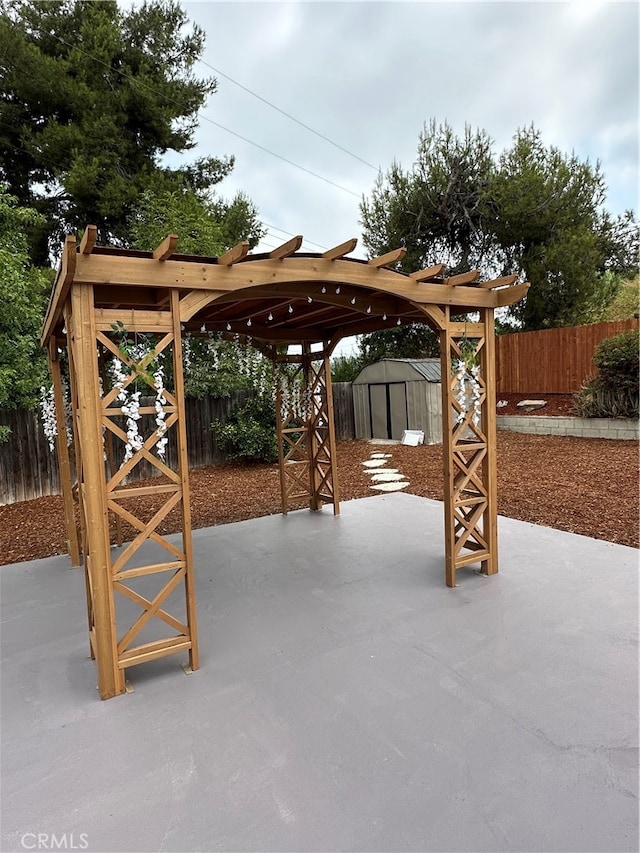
177,0 -> 638,354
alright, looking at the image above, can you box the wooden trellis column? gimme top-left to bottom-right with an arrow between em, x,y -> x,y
439,307 -> 499,587
273,345 -> 339,516
64,284 -> 198,698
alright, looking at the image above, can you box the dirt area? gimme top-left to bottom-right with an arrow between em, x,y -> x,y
1,429 -> 638,565
496,393 -> 576,416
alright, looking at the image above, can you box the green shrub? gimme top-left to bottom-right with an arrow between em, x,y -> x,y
211,395 -> 278,463
592,329 -> 639,391
572,329 -> 639,418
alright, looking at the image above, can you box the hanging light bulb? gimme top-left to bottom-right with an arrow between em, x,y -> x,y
247,318 -> 252,327
200,324 -> 206,333
268,312 -> 273,321
226,322 -> 231,331
396,318 -> 401,325
366,305 -> 372,314
382,313 -> 387,321
321,286 -> 326,294
289,305 -> 294,314
336,286 -> 341,294
350,297 -> 356,305
307,295 -> 313,303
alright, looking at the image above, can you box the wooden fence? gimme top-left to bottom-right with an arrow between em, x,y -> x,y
332,382 -> 355,441
496,319 -> 639,394
1,385 -> 357,506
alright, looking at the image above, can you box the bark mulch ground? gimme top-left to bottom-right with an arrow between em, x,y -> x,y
1,423 -> 637,565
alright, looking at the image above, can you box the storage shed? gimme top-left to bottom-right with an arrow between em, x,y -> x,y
353,358 -> 442,444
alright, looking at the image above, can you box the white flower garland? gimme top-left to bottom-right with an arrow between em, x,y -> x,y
39,385 -> 58,452
454,359 -> 482,428
112,359 -> 143,463
153,365 -> 168,459
39,382 -> 73,452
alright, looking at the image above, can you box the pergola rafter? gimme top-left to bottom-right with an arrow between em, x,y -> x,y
41,227 -> 529,700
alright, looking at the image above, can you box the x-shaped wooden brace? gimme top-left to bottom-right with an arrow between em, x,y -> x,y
115,566 -> 188,656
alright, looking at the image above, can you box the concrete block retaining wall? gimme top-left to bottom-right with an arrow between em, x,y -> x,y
497,415 -> 639,440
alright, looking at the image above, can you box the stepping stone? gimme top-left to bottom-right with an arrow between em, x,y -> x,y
362,459 -> 386,468
366,468 -> 393,475
370,453 -> 392,459
371,472 -> 404,482
516,399 -> 546,410
370,481 -> 410,492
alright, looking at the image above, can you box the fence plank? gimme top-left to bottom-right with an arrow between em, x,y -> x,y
496,319 -> 639,394
332,382 -> 355,440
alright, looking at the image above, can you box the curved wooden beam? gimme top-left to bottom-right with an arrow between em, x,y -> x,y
73,254 -> 519,310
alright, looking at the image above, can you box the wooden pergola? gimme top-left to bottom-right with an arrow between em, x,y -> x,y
41,227 -> 529,699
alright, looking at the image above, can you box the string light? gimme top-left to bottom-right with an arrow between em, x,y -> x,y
307,295 -> 313,303
366,305 -> 372,314
336,286 -> 341,294
200,324 -> 206,333
289,305 -> 294,313
268,312 -> 273,321
226,322 -> 231,331
382,313 -> 387,321
247,318 -> 252,327
350,297 -> 356,304
321,286 -> 326,293
397,318 -> 401,325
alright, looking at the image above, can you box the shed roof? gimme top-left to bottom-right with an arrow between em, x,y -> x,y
353,358 -> 442,384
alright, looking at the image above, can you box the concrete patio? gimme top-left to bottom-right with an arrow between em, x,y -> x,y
1,492 -> 638,853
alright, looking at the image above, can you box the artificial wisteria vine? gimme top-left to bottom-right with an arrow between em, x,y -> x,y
39,381 -> 73,452
454,359 -> 482,428
112,358 -> 144,464
153,365 -> 168,459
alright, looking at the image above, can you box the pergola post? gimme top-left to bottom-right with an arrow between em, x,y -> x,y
70,283 -> 124,698
439,309 -> 499,586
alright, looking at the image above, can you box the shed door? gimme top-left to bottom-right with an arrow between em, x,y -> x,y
389,383 -> 408,440
368,382 -> 408,440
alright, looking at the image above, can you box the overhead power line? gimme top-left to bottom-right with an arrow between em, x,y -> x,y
35,30 -> 362,200
198,58 -> 378,172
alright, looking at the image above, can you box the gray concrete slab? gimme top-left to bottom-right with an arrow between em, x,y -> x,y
1,493 -> 638,853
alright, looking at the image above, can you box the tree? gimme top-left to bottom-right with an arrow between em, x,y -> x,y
358,325 -> 439,367
129,187 -> 264,257
0,0 -> 229,262
128,185 -> 265,398
361,121 -> 638,331
0,187 -> 51,428
489,126 -> 631,328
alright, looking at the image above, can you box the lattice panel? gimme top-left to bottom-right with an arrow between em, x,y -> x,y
441,319 -> 497,586
274,360 -> 311,512
95,330 -> 196,671
273,349 -> 339,515
307,356 -> 338,509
